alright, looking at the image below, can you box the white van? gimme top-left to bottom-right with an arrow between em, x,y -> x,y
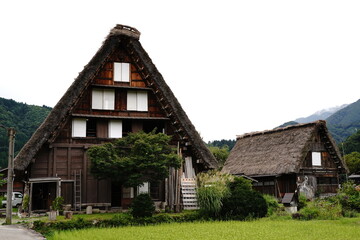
2,192 -> 23,208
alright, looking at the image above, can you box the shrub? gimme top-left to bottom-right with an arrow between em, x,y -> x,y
297,193 -> 307,210
51,196 -> 64,211
196,170 -> 233,218
130,193 -> 155,218
220,177 -> 267,220
263,194 -> 280,216
337,181 -> 360,212
294,197 -> 342,220
22,194 -> 30,211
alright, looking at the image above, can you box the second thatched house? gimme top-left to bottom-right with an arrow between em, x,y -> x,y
222,121 -> 348,201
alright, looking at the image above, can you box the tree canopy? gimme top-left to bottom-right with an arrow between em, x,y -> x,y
340,129 -> 360,155
344,152 -> 360,174
87,131 -> 182,188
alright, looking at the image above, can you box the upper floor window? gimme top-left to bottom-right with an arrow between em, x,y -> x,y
312,152 -> 322,166
108,120 -> 122,138
92,89 -> 115,110
114,62 -> 130,82
72,118 -> 86,137
127,91 -> 148,111
72,118 -> 97,137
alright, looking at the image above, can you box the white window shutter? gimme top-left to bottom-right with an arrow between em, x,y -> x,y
137,91 -> 148,111
113,62 -> 122,82
92,89 -> 103,109
108,120 -> 122,138
138,182 -> 149,194
312,152 -> 322,166
121,63 -> 130,82
127,91 -> 137,110
72,118 -> 86,137
103,89 -> 115,110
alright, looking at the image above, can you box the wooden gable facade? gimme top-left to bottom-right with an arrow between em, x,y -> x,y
14,25 -> 217,211
222,121 -> 348,200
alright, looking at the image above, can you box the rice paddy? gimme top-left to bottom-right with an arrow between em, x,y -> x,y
48,217 -> 360,240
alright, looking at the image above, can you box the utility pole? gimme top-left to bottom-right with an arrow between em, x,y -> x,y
5,127 -> 15,225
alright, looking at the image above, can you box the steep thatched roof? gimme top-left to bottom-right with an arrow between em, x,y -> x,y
222,120 -> 347,176
14,24 -> 218,170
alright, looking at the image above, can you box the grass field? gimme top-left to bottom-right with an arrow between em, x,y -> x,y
48,217 -> 360,240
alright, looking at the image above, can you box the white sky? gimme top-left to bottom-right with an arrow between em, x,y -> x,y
1,1 -> 359,142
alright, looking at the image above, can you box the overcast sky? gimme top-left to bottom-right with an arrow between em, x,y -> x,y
1,1 -> 359,142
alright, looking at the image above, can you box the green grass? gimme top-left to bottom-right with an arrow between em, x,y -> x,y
48,217 -> 360,240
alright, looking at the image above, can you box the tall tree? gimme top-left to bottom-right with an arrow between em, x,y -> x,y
87,131 -> 182,188
344,152 -> 360,174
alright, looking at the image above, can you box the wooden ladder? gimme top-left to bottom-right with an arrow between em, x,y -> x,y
74,170 -> 82,212
181,178 -> 199,210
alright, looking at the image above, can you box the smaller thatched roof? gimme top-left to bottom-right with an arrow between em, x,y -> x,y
222,120 -> 347,176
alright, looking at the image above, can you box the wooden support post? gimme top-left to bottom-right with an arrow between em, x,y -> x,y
5,127 -> 15,225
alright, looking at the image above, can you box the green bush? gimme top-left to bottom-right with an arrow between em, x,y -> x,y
263,194 -> 280,216
220,177 -> 267,220
297,194 -> 307,210
294,197 -> 342,220
130,193 -> 155,218
32,211 -> 202,236
51,196 -> 64,211
337,181 -> 360,212
22,194 -> 30,211
196,170 -> 233,218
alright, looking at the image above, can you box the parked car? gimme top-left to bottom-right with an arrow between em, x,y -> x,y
2,192 -> 23,208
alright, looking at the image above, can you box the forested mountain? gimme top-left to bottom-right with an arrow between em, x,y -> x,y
326,99 -> 360,143
0,97 -> 51,169
280,99 -> 360,144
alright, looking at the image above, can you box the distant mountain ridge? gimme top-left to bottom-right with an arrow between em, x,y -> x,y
326,99 -> 360,143
295,104 -> 348,124
281,99 -> 360,144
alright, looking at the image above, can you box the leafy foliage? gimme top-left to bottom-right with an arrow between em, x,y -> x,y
294,197 -> 343,220
220,177 -> 268,220
344,152 -> 360,174
207,139 -> 236,151
337,181 -> 360,212
52,197 -> 65,211
262,194 -> 280,216
340,129 -> 360,155
196,170 -> 233,217
130,193 -> 155,218
88,131 -> 181,188
0,173 -> 6,186
208,146 -> 230,167
0,97 -> 51,168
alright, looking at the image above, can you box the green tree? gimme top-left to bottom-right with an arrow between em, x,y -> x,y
87,131 -> 182,188
340,129 -> 360,155
344,152 -> 360,174
208,146 -> 230,167
0,173 -> 5,186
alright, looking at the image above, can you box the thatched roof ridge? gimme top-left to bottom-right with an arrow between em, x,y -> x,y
222,120 -> 346,176
14,24 -> 217,170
